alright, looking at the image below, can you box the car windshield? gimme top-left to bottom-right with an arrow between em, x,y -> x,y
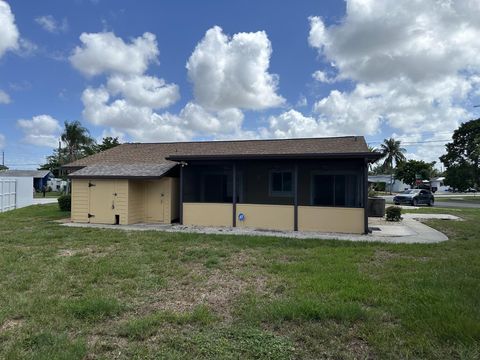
400,189 -> 421,194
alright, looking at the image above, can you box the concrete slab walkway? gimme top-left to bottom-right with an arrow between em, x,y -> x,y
61,213 -> 460,244
33,198 -> 58,205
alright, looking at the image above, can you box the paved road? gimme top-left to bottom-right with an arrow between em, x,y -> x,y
381,195 -> 480,209
434,201 -> 480,209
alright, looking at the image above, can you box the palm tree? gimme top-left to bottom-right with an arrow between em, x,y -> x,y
61,120 -> 95,162
379,138 -> 406,193
367,145 -> 379,172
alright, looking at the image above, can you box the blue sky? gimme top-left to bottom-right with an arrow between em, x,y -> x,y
1,0 -> 480,169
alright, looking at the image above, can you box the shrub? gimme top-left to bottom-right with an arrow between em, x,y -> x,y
386,206 -> 402,221
58,194 -> 71,212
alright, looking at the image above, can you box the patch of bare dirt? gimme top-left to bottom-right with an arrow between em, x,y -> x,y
344,323 -> 374,359
145,250 -> 271,321
57,245 -> 116,257
86,333 -> 129,360
53,218 -> 71,224
0,318 -> 24,334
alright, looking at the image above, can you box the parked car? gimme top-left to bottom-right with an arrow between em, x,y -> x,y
393,189 -> 434,206
465,187 -> 478,193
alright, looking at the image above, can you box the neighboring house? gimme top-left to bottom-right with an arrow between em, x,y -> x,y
63,137 -> 381,234
368,174 -> 411,193
0,176 -> 33,212
47,178 -> 67,192
429,177 -> 449,192
0,170 -> 53,191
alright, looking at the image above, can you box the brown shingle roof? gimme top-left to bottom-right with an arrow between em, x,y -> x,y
64,136 -> 375,171
68,164 -> 176,178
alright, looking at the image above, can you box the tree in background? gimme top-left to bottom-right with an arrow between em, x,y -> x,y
395,160 -> 437,187
38,148 -> 66,178
379,138 -> 407,193
444,164 -> 475,192
61,120 -> 95,162
96,136 -> 120,152
39,119 -> 121,177
440,118 -> 480,191
0,164 -> 8,171
379,138 -> 407,170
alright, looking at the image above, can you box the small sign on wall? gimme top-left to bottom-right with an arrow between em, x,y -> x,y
238,212 -> 245,221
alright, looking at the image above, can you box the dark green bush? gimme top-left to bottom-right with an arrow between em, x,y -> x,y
386,206 -> 402,221
374,182 -> 386,192
58,194 -> 71,212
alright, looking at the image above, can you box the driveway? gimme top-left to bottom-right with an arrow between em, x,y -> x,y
33,198 -> 58,205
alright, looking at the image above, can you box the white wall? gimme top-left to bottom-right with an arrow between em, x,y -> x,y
15,177 -> 34,208
0,177 -> 33,212
0,179 -> 16,212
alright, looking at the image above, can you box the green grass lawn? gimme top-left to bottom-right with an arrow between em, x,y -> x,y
0,205 -> 479,359
33,191 -> 63,198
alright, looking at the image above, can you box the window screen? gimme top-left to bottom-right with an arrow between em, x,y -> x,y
270,171 -> 293,196
312,174 -> 359,207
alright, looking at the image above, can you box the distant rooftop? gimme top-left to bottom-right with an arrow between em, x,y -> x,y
0,170 -> 52,179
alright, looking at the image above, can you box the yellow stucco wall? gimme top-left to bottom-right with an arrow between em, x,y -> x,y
183,203 -> 233,227
298,206 -> 364,234
128,180 -> 145,224
71,179 -> 129,225
72,178 -> 364,234
71,177 -> 176,225
71,179 -> 89,223
236,204 -> 294,231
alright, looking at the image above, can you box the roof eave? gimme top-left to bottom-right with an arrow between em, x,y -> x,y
68,175 -> 171,180
166,152 -> 382,162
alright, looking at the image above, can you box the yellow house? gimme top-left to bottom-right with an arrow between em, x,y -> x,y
64,137 -> 381,234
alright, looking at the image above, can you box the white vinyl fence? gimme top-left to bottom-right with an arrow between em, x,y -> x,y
0,178 -> 16,212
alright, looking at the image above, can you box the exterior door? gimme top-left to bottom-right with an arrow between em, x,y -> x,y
145,180 -> 165,223
88,180 -> 116,224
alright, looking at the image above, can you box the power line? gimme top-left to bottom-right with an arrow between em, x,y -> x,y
4,163 -> 42,166
368,139 -> 451,145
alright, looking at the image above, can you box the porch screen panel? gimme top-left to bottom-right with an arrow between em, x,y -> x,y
312,174 -> 361,208
183,164 -> 233,203
236,161 -> 294,205
312,175 -> 334,206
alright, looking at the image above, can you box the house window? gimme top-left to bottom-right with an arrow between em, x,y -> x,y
312,173 -> 360,207
269,170 -> 293,196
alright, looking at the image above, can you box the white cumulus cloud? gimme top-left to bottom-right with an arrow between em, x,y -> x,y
35,15 -> 68,34
0,0 -> 19,58
304,0 -> 480,160
106,74 -> 179,109
74,28 -> 286,142
70,32 -> 159,76
0,89 -> 11,104
17,115 -> 62,147
71,31 -> 186,141
0,0 -> 20,106
263,110 -> 330,139
187,26 -> 284,111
